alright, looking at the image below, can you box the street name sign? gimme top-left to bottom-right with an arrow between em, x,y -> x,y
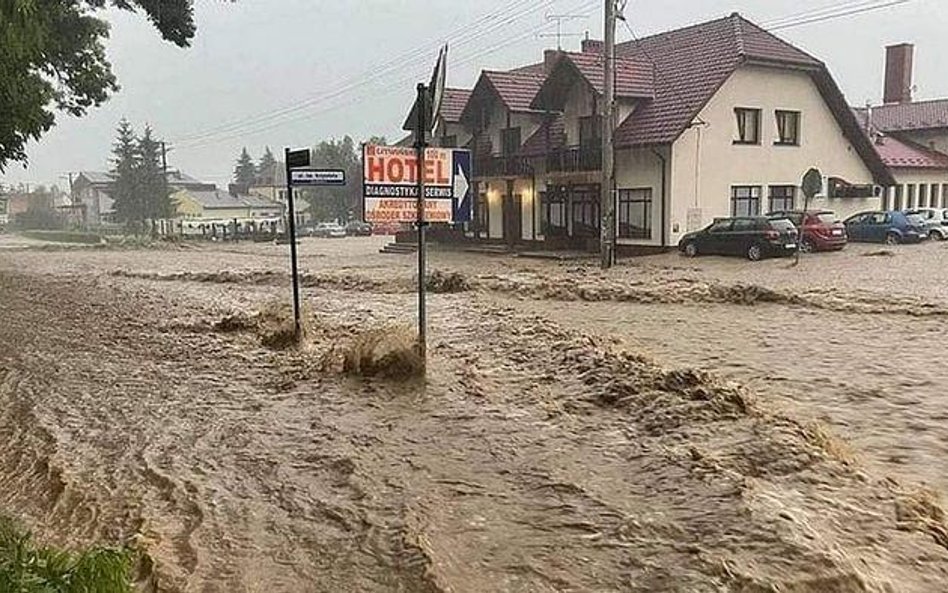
290,168 -> 346,187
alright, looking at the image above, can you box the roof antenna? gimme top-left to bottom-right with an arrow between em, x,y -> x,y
543,12 -> 587,50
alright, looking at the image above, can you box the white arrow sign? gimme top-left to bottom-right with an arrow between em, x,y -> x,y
453,160 -> 469,205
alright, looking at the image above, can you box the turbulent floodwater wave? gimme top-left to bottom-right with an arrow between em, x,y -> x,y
2,239 -> 948,591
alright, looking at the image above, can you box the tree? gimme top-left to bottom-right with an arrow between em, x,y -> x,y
234,148 -> 256,188
139,126 -> 171,220
256,147 -> 278,185
0,1 -> 196,171
304,136 -> 361,222
110,119 -> 140,226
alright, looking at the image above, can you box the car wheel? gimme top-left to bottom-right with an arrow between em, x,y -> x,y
683,242 -> 698,258
746,244 -> 763,261
800,239 -> 815,253
885,232 -> 900,246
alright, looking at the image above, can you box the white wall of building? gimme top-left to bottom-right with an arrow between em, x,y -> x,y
886,169 -> 948,210
615,147 -> 666,246
669,65 -> 880,245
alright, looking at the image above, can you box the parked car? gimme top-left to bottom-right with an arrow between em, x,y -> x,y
679,216 -> 799,261
372,221 -> 404,236
345,221 -> 373,236
843,211 -> 927,244
311,222 -> 346,238
905,208 -> 948,241
767,210 -> 847,252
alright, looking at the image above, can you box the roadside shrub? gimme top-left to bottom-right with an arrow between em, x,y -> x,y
0,516 -> 134,592
20,230 -> 104,245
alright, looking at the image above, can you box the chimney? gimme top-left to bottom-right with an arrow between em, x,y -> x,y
884,43 -> 914,104
581,39 -> 604,54
544,49 -> 562,74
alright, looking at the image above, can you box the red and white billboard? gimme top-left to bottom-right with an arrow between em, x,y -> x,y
362,144 -> 471,224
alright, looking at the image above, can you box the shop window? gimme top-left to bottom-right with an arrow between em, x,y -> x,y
617,188 -> 652,239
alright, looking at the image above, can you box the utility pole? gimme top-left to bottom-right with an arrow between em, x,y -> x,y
600,0 -> 617,269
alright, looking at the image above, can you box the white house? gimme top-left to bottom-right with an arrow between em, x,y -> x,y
405,13 -> 894,251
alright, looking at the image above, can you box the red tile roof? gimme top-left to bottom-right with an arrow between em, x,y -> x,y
872,135 -> 948,169
521,116 -> 566,157
613,13 -> 821,146
556,52 -> 655,99
482,70 -> 546,112
440,88 -> 472,123
857,99 -> 948,132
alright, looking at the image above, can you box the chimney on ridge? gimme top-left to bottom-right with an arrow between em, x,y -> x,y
581,39 -> 604,54
884,43 -> 914,104
544,49 -> 562,74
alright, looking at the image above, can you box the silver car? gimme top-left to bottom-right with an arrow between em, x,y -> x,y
906,208 -> 948,241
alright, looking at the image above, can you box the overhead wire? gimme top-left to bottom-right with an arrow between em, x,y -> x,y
173,0 -> 558,146
175,0 -> 599,151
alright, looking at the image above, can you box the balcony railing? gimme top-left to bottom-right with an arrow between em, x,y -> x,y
473,154 -> 532,178
546,145 -> 602,173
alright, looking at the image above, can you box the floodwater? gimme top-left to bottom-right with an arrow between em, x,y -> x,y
1,235 -> 947,592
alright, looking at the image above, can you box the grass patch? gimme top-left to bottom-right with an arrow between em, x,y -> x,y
0,516 -> 134,592
343,326 -> 424,380
20,230 -> 105,245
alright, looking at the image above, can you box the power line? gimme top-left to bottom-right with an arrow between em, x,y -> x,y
175,0 -> 599,152
173,0 -> 556,145
174,6 -> 589,152
767,0 -> 915,31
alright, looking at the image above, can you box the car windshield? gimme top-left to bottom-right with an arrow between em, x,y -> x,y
769,219 -> 795,232
816,213 -> 836,225
906,214 -> 926,226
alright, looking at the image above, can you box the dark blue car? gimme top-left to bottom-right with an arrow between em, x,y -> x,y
843,211 -> 927,244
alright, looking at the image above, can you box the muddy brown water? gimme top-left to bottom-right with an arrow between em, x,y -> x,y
1,236 -> 948,591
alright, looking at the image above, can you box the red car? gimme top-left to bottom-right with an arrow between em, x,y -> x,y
768,210 -> 847,252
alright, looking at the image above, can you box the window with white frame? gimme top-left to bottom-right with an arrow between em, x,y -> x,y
768,185 -> 796,213
731,185 -> 762,216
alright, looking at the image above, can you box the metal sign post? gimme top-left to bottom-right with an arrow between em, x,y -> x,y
283,148 -> 309,340
414,83 -> 429,364
796,167 -> 823,266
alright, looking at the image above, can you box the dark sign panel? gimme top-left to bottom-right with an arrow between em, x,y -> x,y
286,149 -> 311,169
829,177 -> 876,199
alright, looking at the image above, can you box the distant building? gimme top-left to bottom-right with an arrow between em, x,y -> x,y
855,44 -> 948,211
72,170 -> 216,225
172,188 -> 282,220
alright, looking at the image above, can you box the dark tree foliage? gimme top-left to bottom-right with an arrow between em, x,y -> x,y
256,146 -> 278,185
138,125 -> 171,219
0,0 -> 197,171
110,118 -> 139,225
234,148 -> 256,187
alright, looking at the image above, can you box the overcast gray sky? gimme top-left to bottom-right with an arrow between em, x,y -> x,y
3,0 -> 947,190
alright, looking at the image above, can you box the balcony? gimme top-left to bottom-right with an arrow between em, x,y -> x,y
546,145 -> 602,173
473,154 -> 533,178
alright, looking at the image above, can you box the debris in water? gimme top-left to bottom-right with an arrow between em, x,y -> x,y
343,325 -> 423,380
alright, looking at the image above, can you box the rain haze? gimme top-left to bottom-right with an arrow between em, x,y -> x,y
7,0 -> 948,590
2,0 -> 947,188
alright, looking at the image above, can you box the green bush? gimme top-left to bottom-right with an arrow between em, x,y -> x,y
19,231 -> 104,245
0,516 -> 134,593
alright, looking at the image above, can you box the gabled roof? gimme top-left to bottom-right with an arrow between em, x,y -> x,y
609,13 -> 892,184
521,116 -> 566,157
179,189 -> 280,210
855,99 -> 948,132
440,88 -> 473,123
459,69 -> 546,124
613,13 -> 821,147
401,87 -> 473,130
78,171 -> 113,185
872,135 -> 948,169
532,52 -> 654,111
